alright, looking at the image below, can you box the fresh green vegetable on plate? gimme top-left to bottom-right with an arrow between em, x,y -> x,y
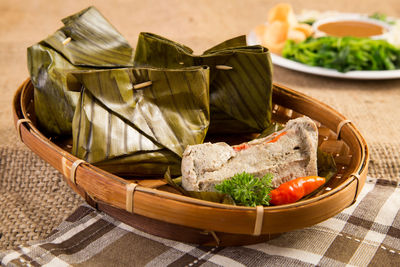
369,12 -> 395,25
282,36 -> 400,72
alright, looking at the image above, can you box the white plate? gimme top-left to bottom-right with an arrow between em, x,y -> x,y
246,30 -> 400,80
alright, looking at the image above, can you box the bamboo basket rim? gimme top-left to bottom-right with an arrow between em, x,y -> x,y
13,78 -> 369,236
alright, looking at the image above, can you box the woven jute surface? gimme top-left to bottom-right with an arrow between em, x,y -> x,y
1,0 -> 399,250
0,147 -> 84,250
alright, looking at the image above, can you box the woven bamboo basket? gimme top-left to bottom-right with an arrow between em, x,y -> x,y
13,79 -> 368,246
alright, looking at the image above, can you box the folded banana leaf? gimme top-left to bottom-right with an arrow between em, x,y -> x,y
164,169 -> 235,204
134,33 -> 273,134
317,148 -> 337,181
27,6 -> 134,135
68,66 -> 210,177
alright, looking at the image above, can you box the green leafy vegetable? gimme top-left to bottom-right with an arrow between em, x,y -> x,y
215,172 -> 273,207
282,36 -> 400,72
299,19 -> 316,26
369,12 -> 395,25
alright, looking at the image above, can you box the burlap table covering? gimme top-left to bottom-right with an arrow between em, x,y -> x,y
0,0 -> 399,260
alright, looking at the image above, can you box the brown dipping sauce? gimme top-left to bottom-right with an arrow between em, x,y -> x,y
318,20 -> 385,37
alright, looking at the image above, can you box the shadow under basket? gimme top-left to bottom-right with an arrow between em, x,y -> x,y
13,79 -> 369,246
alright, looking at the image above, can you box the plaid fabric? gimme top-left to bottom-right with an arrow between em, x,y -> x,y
1,177 -> 399,267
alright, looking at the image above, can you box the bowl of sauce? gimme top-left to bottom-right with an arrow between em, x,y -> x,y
313,15 -> 391,39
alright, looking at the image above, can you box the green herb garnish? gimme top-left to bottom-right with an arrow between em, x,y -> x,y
282,36 -> 400,72
215,172 -> 273,207
369,12 -> 395,25
299,19 -> 316,26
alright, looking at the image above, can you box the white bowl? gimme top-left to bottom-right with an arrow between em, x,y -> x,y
312,15 -> 391,39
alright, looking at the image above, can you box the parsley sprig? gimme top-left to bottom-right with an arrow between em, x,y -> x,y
215,172 -> 273,207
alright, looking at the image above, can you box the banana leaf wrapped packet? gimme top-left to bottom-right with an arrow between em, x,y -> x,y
27,6 -> 134,135
134,33 -> 273,134
67,66 -> 210,177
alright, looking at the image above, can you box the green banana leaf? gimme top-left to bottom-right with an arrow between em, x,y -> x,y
27,6 -> 134,135
164,169 -> 235,204
317,148 -> 337,181
301,148 -> 337,200
134,33 -> 273,134
28,44 -> 81,135
45,6 -> 133,67
69,66 -> 210,177
257,122 -> 285,139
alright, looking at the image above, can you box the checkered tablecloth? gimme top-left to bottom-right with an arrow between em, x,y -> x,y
1,177 -> 399,267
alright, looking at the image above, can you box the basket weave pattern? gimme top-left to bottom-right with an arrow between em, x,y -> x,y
13,79 -> 369,246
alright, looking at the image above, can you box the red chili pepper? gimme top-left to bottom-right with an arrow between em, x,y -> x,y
270,176 -> 326,205
233,131 -> 287,152
232,143 -> 249,151
266,131 -> 287,144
